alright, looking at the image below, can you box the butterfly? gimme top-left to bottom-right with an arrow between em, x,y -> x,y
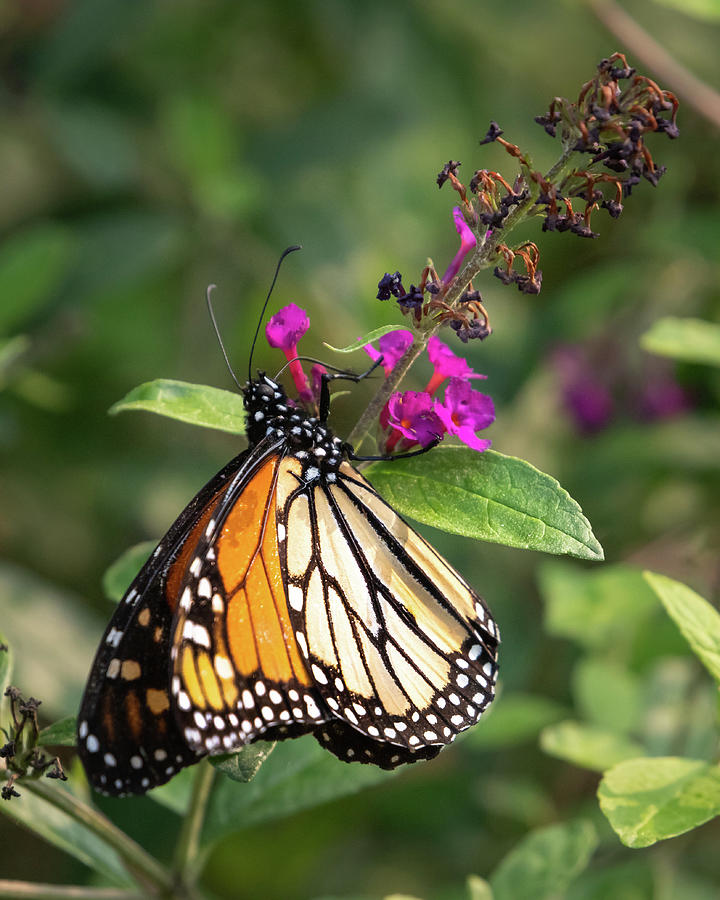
78,300 -> 500,797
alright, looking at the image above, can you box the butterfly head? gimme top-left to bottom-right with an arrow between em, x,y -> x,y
243,371 -> 344,473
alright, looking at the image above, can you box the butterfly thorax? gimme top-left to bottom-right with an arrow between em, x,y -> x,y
243,372 -> 345,476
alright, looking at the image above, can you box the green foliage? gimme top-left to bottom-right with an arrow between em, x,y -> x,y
490,820 -> 598,900
102,540 -> 157,602
211,742 -> 277,783
540,721 -> 644,773
540,563 -> 656,651
466,692 -> 566,749
109,379 -> 246,434
640,317 -> 720,367
644,571 -> 720,683
0,781 -> 134,885
366,448 -> 604,560
598,757 -> 720,848
203,737 -> 395,845
0,224 -> 77,335
38,715 -> 79,748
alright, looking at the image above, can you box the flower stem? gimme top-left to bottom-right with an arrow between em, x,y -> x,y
348,146 -> 578,448
0,881 -> 146,900
172,760 -> 215,890
19,779 -> 174,896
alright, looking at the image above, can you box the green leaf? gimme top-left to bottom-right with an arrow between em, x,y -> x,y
644,571 -> 720,683
0,224 -> 76,335
466,693 -> 565,749
0,782 -> 133,885
204,736 -> 395,844
211,741 -> 276,782
540,562 -> 656,650
572,658 -> 641,733
102,540 -> 156,603
323,325 -> 405,353
467,875 -> 494,900
38,715 -> 78,748
490,820 -> 598,900
640,317 -> 720,367
540,720 -> 644,773
365,448 -> 603,561
0,335 -> 30,384
598,757 -> 720,848
109,379 -> 246,435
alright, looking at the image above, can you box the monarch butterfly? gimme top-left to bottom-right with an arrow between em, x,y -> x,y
77,269 -> 500,797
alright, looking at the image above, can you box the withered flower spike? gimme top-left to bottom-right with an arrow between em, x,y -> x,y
480,121 -> 504,145
437,160 -> 462,188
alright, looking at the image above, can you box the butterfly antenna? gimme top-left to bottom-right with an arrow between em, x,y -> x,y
206,284 -> 245,392
248,244 -> 303,382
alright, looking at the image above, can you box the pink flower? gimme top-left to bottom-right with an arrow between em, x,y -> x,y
265,303 -> 310,350
311,363 -> 327,402
387,391 -> 445,448
425,336 -> 486,395
434,378 -> 494,452
363,329 -> 413,376
442,207 -> 477,285
265,303 -> 312,402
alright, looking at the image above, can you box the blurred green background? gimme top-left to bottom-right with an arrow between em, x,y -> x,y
1,0 -> 719,897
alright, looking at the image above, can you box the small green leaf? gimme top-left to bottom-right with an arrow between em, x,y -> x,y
204,736 -> 394,844
38,715 -> 78,748
644,571 -> 720,683
323,325 -> 404,353
109,379 -> 246,435
102,540 -> 156,603
598,757 -> 720,848
365,448 -> 603,560
540,720 -> 644,773
640,317 -> 720,367
0,783 -> 133,884
211,741 -> 276,782
490,819 -> 598,900
467,875 -> 494,900
467,693 -> 565,749
540,562 -> 656,650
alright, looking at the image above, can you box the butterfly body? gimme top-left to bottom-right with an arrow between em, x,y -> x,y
78,371 -> 499,796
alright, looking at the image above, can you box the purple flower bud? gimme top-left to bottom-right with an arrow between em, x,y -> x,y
442,207 -> 477,285
265,303 -> 310,351
386,391 -> 445,448
434,378 -> 494,452
364,330 -> 413,376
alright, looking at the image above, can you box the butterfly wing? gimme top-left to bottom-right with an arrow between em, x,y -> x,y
77,451 -> 250,795
278,460 -> 500,767
170,445 -> 331,756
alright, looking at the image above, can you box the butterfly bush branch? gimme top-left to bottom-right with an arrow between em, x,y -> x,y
16,779 -> 175,896
172,759 -> 216,889
349,54 -> 678,449
0,881 -> 147,899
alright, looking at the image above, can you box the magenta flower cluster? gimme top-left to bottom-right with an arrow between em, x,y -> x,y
364,332 -> 494,452
265,307 -> 494,454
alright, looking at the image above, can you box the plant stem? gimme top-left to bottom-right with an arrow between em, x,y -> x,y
0,882 -> 146,900
172,760 -> 215,889
19,780 -> 174,896
347,147 -> 577,448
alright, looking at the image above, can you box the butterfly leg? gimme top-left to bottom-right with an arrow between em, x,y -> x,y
344,438 -> 440,463
318,357 -> 384,422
